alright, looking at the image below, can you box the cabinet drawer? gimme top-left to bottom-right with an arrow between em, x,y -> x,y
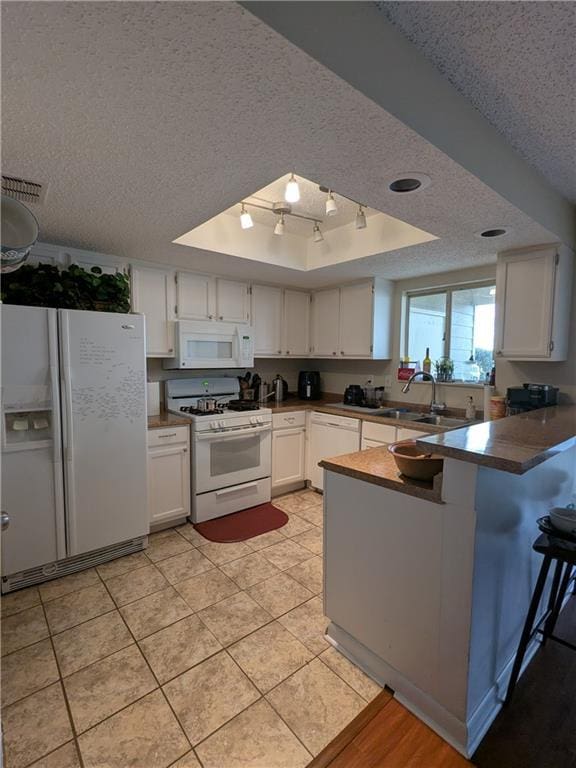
272,411 -> 306,430
147,426 -> 189,447
396,428 -> 429,441
362,421 -> 396,443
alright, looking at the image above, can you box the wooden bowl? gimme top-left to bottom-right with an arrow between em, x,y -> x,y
388,440 -> 444,481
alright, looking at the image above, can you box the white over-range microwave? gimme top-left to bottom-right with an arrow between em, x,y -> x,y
163,320 -> 255,369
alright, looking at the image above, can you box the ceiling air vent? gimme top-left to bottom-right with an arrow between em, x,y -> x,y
1,174 -> 47,205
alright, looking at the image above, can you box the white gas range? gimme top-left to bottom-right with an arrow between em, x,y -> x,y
166,378 -> 272,523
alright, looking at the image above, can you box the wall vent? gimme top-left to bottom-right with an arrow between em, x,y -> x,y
2,174 -> 47,204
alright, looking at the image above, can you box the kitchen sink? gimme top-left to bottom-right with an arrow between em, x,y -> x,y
414,415 -> 473,427
373,409 -> 425,421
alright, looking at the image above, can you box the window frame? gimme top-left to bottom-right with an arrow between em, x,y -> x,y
403,279 -> 496,380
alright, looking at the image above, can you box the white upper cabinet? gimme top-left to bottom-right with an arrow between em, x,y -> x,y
67,250 -> 127,276
339,283 -> 374,357
495,245 -> 573,361
131,266 -> 175,357
283,290 -> 311,356
216,279 -> 250,324
311,288 -> 340,357
311,280 -> 393,359
252,285 -> 283,355
176,272 -> 215,321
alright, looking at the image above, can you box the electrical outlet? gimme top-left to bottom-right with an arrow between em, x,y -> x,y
383,375 -> 392,389
366,376 -> 374,385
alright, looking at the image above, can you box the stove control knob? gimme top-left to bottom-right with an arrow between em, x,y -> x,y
210,421 -> 217,430
219,421 -> 225,429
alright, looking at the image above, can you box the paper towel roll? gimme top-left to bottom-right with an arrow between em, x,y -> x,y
483,385 -> 494,421
147,382 -> 160,416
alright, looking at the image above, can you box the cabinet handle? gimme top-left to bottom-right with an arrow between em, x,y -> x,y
1,511 -> 9,531
341,351 -> 345,355
277,350 -> 282,354
168,348 -> 173,353
286,350 -> 290,355
219,315 -> 223,321
496,350 -> 502,356
158,432 -> 178,438
332,351 -> 336,356
183,448 -> 188,453
208,315 -> 213,320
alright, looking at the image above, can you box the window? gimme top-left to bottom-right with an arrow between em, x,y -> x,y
405,282 -> 495,383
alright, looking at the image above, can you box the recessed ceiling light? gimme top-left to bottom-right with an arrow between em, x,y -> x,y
284,174 -> 300,204
386,172 -> 431,195
479,228 -> 507,238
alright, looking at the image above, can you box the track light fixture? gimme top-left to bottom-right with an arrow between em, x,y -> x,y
325,191 -> 337,216
274,213 -> 285,236
284,174 -> 300,204
240,204 -> 253,230
355,205 -> 367,230
313,222 -> 323,243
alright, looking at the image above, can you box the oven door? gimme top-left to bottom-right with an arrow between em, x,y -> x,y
194,425 -> 271,493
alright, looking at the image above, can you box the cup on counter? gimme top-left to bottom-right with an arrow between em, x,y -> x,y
490,396 -> 507,420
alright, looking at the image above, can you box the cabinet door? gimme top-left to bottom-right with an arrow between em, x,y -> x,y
216,279 -> 250,324
361,438 -> 387,450
283,290 -> 310,356
339,283 -> 374,357
176,272 -> 215,321
311,289 -> 340,356
148,445 -> 190,525
131,267 -> 175,357
397,428 -> 429,441
252,285 -> 283,356
272,428 -> 306,488
495,249 -> 556,359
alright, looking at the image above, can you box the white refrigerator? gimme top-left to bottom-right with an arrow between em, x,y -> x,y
1,305 -> 148,592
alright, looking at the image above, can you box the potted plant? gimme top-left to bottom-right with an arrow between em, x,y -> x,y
435,357 -> 454,382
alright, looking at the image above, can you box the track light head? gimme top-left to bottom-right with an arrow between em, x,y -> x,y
240,204 -> 253,230
325,191 -> 337,217
313,222 -> 323,243
284,174 -> 300,204
274,213 -> 285,236
355,205 -> 367,230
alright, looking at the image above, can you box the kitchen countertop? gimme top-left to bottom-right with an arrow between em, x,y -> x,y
147,412 -> 191,429
416,405 -> 576,475
319,446 -> 443,503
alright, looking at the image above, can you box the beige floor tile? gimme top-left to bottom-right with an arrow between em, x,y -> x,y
244,529 -> 286,551
266,658 -> 365,755
39,569 -> 100,603
228,621 -> 313,693
28,741 -> 81,768
139,614 -> 222,684
170,751 -> 202,768
196,698 -> 311,768
259,539 -> 313,570
63,645 -> 157,733
273,494 -> 319,515
146,530 -> 193,562
96,551 -> 151,581
292,526 -> 323,554
175,523 -> 210,547
2,682 -> 73,768
286,556 -> 323,594
247,572 -> 314,618
105,564 -> 168,607
277,596 -> 329,654
1,604 -> 49,656
43,584 -> 115,634
220,552 -> 280,589
155,548 -> 213,584
52,610 -> 133,677
1,586 -> 41,617
277,513 -> 314,538
296,504 -> 323,527
197,592 -> 272,646
163,651 -> 259,745
78,689 -> 190,768
175,568 -> 239,612
120,586 -> 192,639
295,489 -> 323,506
319,647 -> 383,702
198,540 -> 253,565
1,639 -> 59,708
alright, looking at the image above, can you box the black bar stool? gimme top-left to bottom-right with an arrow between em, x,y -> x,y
505,524 -> 576,704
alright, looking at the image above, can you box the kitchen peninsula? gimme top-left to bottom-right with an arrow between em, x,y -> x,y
320,406 -> 576,758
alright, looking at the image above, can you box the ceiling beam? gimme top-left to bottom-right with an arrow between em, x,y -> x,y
242,1 -> 575,247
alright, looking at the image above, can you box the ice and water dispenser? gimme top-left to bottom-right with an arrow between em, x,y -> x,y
4,410 -> 52,445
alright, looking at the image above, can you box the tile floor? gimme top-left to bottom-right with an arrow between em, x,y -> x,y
0,489 -> 383,768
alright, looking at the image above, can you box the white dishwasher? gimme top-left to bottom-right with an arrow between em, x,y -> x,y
308,412 -> 361,491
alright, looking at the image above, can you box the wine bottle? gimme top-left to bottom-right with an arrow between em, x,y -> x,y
423,347 -> 431,374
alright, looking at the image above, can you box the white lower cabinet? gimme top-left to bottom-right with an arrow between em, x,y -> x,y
147,426 -> 190,528
272,411 -> 306,495
396,428 -> 429,441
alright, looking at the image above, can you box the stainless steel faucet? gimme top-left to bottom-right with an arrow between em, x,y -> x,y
401,371 -> 446,413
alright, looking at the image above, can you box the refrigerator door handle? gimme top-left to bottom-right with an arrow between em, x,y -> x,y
48,310 -> 67,560
58,311 -> 77,555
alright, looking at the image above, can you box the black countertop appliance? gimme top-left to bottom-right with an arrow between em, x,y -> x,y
506,383 -> 559,414
298,371 -> 321,401
343,384 -> 365,406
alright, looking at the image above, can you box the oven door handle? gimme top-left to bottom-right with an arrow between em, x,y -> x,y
215,481 -> 259,497
195,425 -> 271,442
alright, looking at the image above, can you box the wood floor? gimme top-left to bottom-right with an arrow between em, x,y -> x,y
308,689 -> 472,768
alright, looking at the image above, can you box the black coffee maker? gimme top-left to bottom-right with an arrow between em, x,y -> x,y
298,371 -> 321,400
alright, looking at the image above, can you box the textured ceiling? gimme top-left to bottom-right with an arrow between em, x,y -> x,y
376,1 -> 576,204
1,2 -> 557,288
